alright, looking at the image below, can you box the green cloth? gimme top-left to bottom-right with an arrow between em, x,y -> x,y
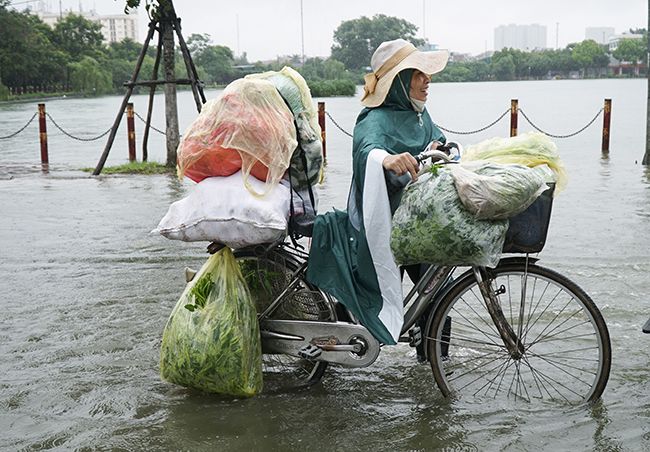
351,69 -> 446,216
306,69 -> 446,345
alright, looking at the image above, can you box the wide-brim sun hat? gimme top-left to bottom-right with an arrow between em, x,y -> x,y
361,38 -> 449,108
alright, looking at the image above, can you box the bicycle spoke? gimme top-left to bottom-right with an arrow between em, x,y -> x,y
428,264 -> 611,405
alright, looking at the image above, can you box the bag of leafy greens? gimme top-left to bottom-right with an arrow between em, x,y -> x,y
459,132 -> 567,195
160,247 -> 263,396
390,166 -> 508,268
449,161 -> 554,220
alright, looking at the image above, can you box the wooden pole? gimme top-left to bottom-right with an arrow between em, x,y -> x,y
318,101 -> 326,159
38,103 -> 48,165
142,30 -> 163,162
127,103 -> 136,162
510,99 -> 518,137
92,20 -> 157,175
602,99 -> 611,152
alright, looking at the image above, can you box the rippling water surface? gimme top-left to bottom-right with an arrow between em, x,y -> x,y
1,79 -> 650,451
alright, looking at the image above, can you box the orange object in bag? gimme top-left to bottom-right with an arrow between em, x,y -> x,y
177,78 -> 298,197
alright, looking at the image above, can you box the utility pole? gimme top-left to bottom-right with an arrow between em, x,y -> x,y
641,0 -> 650,165
300,0 -> 305,65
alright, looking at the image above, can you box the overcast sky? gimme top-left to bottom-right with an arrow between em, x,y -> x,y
34,0 -> 647,61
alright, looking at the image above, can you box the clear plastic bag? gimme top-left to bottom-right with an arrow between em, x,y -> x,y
391,167 -> 508,268
159,247 -> 263,396
459,132 -> 567,195
450,161 -> 553,220
247,67 -> 324,191
176,78 -> 297,198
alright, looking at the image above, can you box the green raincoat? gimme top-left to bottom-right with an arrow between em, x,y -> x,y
305,69 -> 445,345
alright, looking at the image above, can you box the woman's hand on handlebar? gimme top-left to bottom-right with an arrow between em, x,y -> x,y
383,153 -> 420,182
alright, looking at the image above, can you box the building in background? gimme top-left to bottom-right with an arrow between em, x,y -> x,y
586,27 -> 616,45
36,9 -> 139,45
494,24 -> 547,52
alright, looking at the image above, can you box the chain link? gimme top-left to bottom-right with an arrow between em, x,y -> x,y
325,111 -> 353,137
134,111 -> 166,135
0,113 -> 38,139
46,112 -> 112,141
518,108 -> 604,139
434,109 -> 511,135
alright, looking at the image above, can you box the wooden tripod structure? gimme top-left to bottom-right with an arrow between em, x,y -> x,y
92,2 -> 205,175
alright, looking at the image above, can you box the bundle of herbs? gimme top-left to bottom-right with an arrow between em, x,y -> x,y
160,247 -> 263,396
390,166 -> 508,268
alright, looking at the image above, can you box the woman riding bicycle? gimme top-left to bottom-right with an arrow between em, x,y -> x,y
306,39 -> 449,345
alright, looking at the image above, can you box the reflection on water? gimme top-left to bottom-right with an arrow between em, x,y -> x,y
1,79 -> 650,451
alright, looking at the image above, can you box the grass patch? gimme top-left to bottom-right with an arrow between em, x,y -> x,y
81,161 -> 176,175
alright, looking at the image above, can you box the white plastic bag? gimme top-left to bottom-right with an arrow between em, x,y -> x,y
450,162 -> 553,220
152,172 -> 290,247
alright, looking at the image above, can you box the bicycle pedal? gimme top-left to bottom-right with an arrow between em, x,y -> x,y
408,326 -> 422,347
299,344 -> 322,359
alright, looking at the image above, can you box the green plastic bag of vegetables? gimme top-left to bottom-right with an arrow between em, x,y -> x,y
160,247 -> 263,396
390,166 -> 508,268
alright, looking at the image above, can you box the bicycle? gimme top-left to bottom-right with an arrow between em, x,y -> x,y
196,147 -> 612,406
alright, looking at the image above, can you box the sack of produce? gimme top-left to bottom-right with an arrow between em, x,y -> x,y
390,166 -> 508,268
459,132 -> 567,195
152,172 -> 290,247
449,161 -> 555,220
159,247 -> 263,396
176,77 -> 297,198
246,67 -> 324,192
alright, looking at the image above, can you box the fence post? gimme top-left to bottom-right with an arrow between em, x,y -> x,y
602,99 -> 611,152
318,102 -> 326,159
127,103 -> 136,162
38,103 -> 49,165
510,99 -> 518,137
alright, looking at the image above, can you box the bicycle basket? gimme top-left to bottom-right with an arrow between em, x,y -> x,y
502,182 -> 555,254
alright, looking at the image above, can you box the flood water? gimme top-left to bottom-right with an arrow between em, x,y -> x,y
1,79 -> 650,451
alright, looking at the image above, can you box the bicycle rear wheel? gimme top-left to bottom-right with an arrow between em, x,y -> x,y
234,246 -> 335,391
427,262 -> 611,405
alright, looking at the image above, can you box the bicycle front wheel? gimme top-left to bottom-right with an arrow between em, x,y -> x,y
234,246 -> 335,391
427,262 -> 611,405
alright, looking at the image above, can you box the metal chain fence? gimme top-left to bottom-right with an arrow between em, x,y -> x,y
518,108 -> 604,139
325,106 -> 603,139
434,109 -> 511,135
134,111 -> 166,135
324,111 -> 353,138
0,113 -> 38,140
45,112 -> 112,141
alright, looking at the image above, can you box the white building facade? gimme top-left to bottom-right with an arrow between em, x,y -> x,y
494,24 -> 547,51
36,10 -> 139,45
585,27 -> 616,45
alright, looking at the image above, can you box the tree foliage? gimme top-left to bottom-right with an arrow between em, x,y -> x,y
187,34 -> 235,84
613,38 -> 647,65
330,14 -> 423,71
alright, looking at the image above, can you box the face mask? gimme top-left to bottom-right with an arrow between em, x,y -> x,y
410,97 -> 426,113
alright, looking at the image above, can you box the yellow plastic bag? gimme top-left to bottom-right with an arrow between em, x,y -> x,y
176,78 -> 297,198
459,132 -> 567,195
159,247 -> 263,396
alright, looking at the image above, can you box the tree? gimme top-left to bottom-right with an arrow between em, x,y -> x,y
613,38 -> 647,65
0,5 -> 66,90
330,14 -> 423,71
572,39 -> 610,75
187,33 -> 234,84
490,54 -> 515,81
51,14 -> 105,62
68,56 -> 112,94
